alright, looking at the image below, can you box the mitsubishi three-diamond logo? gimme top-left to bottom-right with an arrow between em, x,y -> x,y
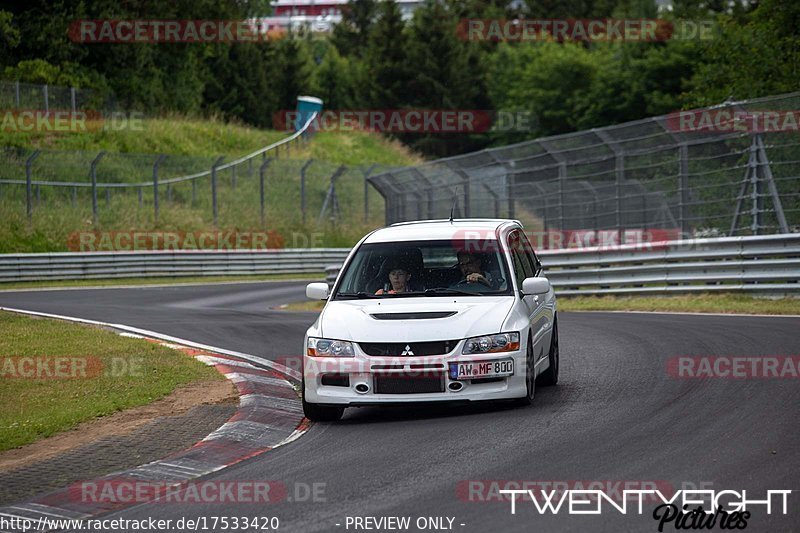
401,345 -> 414,356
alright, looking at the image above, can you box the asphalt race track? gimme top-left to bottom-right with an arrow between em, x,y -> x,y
1,282 -> 798,532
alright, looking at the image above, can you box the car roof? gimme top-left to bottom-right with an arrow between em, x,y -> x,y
363,219 -> 522,244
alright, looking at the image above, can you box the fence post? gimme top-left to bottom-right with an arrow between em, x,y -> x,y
153,155 -> 166,224
105,188 -> 110,207
90,151 -> 105,225
507,171 -> 516,218
558,162 -> 566,231
259,158 -> 271,229
300,159 -> 313,225
615,153 -> 624,244
678,143 -> 689,238
362,164 -> 377,224
460,171 -> 471,218
138,187 -> 143,208
14,80 -> 20,108
211,156 -> 224,227
167,182 -> 172,204
482,183 -> 500,218
43,84 -> 49,113
72,186 -> 77,208
25,150 -> 41,222
318,165 -> 346,225
70,87 -> 77,113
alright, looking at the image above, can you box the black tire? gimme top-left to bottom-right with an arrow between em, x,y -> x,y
302,397 -> 345,422
537,315 -> 559,386
301,378 -> 344,422
515,335 -> 536,406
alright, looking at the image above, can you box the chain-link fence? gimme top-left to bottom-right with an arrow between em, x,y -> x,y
0,81 -> 108,112
369,92 -> 800,248
0,111 -> 393,251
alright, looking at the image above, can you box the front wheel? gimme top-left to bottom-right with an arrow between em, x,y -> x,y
302,397 -> 344,422
515,335 -> 536,406
301,378 -> 344,421
537,316 -> 559,386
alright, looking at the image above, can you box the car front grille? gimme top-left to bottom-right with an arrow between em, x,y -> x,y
373,373 -> 445,394
358,340 -> 458,357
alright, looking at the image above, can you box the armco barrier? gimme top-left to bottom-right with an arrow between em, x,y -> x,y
0,249 -> 350,283
2,235 -> 798,294
538,233 -> 800,295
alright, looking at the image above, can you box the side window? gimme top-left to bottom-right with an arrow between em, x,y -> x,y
519,232 -> 542,275
510,249 -> 527,288
507,230 -> 532,288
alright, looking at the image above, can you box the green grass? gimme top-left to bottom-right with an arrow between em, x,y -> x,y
0,115 -> 421,166
0,115 -> 421,254
0,311 -> 223,451
0,273 -> 323,291
281,300 -> 326,312
558,294 -> 800,315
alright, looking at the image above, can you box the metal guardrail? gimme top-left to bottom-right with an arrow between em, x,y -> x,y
324,234 -> 800,296
2,235 -> 797,293
0,249 -> 349,283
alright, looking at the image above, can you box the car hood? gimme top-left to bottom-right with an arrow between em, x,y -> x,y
318,297 -> 515,342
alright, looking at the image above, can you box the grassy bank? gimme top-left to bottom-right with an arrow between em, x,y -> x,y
557,294 -> 800,315
0,116 -> 421,254
0,311 -> 223,451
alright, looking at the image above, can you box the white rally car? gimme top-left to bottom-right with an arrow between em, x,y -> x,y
302,219 -> 559,421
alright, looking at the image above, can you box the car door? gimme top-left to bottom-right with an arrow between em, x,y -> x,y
508,230 -> 549,364
519,231 -> 555,359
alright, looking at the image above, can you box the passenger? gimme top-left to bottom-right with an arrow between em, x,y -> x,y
375,260 -> 414,295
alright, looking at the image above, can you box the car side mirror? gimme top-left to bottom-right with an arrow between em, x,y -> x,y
521,276 -> 551,295
306,282 -> 330,300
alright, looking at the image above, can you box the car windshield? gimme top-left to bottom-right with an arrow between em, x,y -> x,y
334,239 -> 512,299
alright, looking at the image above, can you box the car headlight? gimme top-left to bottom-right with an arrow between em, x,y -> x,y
462,332 -> 520,354
307,337 -> 355,357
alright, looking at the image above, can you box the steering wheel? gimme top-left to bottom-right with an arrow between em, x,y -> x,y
450,279 -> 488,292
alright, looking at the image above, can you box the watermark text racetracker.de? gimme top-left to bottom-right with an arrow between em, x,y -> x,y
1,110 -> 144,133
667,356 -> 800,379
72,479 -> 325,505
1,355 -> 142,379
69,20 -> 278,43
273,109 -> 536,134
0,515 -> 280,532
67,230 -> 286,251
666,109 -> 800,133
457,18 -> 715,42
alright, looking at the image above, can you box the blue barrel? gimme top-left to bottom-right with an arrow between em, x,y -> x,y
296,96 -> 323,132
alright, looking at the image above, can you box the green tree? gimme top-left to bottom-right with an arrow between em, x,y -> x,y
310,44 -> 359,109
268,36 -> 313,116
331,0 -> 378,57
363,0 -> 410,108
683,0 -> 800,106
488,41 -> 597,137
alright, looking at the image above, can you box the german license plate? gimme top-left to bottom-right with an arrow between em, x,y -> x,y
449,359 -> 514,380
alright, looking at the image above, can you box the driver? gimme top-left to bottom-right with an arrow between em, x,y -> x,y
453,251 -> 494,288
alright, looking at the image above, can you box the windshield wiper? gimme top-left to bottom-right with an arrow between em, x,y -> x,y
424,288 -> 483,296
336,292 -> 372,299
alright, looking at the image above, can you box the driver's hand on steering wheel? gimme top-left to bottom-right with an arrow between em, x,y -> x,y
466,273 -> 489,286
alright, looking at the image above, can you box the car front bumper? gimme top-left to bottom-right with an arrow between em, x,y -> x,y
302,348 -> 529,406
